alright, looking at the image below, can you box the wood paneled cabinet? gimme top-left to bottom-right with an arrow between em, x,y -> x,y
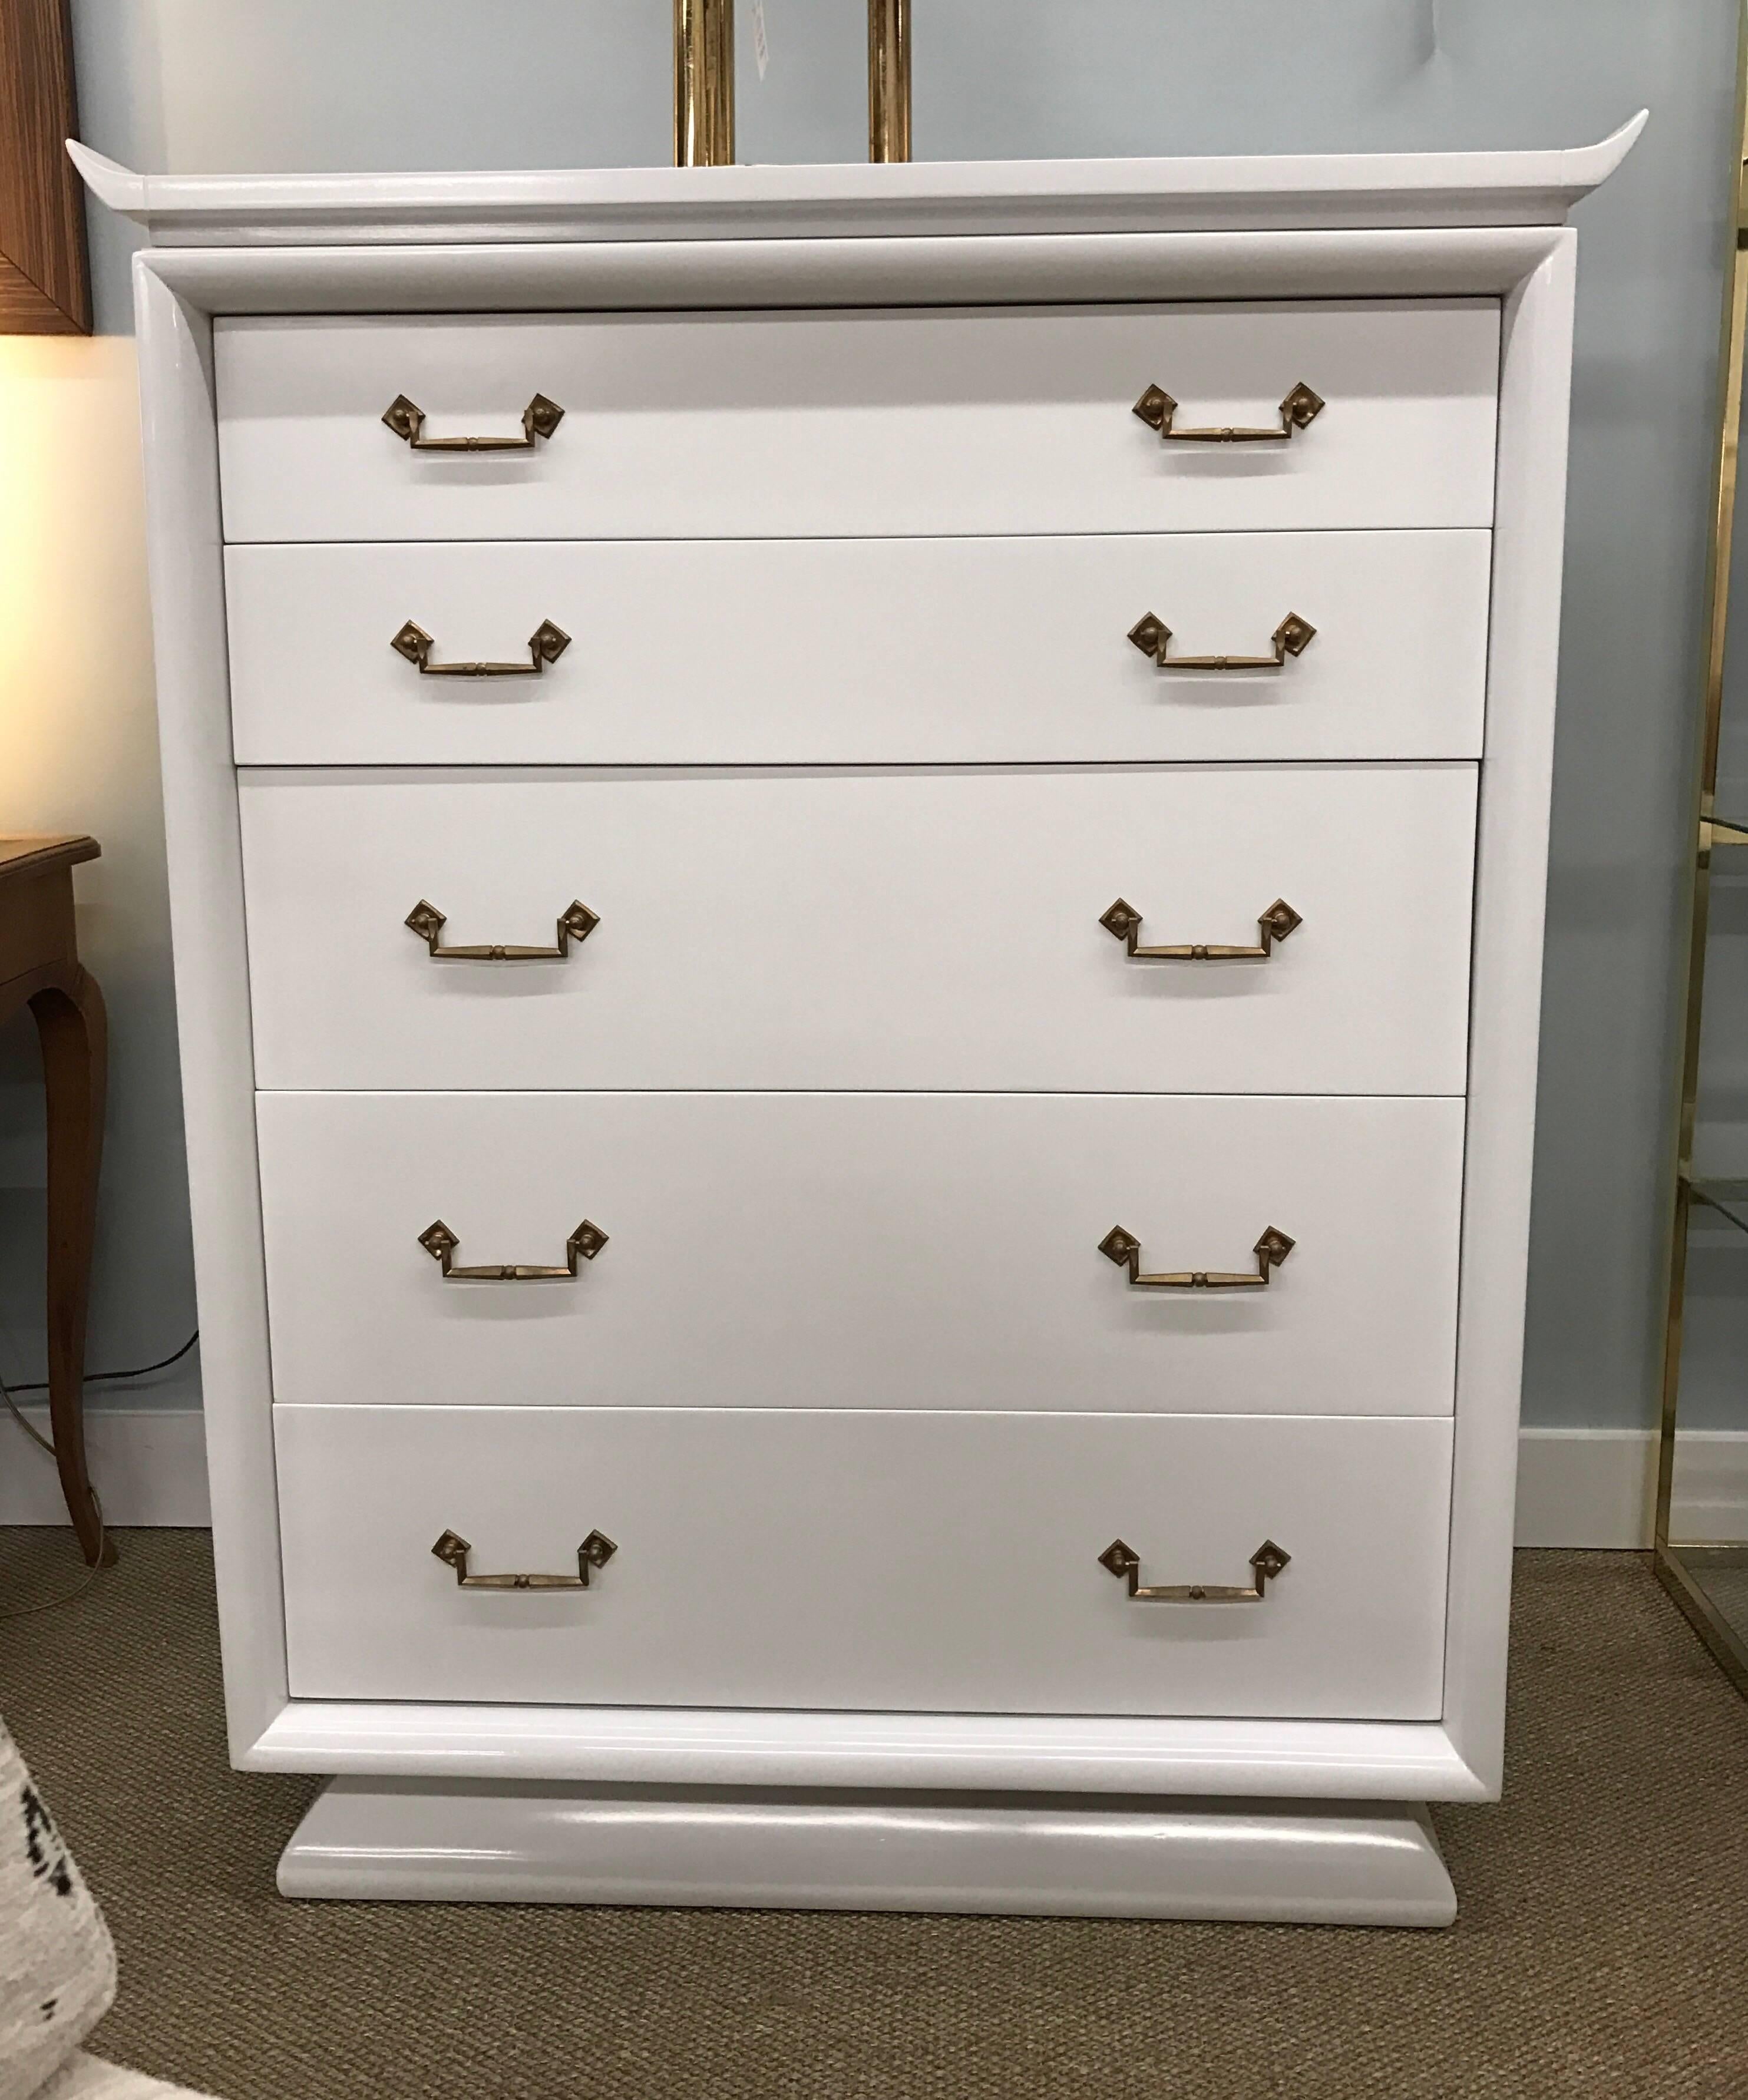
2,0 -> 89,333
77,115 -> 1641,1925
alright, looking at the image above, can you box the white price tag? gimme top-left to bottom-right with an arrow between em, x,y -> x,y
752,0 -> 769,79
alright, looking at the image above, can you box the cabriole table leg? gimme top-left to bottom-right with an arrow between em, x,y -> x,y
29,962 -> 111,1567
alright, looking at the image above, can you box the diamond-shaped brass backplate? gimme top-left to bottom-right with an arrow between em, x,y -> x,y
1280,381 -> 1325,429
418,1220 -> 460,1264
530,619 -> 571,664
559,901 -> 601,946
1131,384 -> 1176,431
525,394 -> 566,440
1097,1226 -> 1141,1266
1260,900 -> 1303,944
391,620 -> 432,665
1099,899 -> 1142,942
580,1529 -> 618,1568
1126,612 -> 1169,659
1253,1227 -> 1296,1268
1252,1540 -> 1291,1580
571,1221 -> 610,1262
405,899 -> 446,944
1273,612 -> 1317,657
382,395 -> 424,442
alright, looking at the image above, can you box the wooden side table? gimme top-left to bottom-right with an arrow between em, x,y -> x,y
1,836 -> 110,1565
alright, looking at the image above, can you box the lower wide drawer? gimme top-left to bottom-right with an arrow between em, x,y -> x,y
274,1405 -> 1453,1719
255,1091 -> 1464,1416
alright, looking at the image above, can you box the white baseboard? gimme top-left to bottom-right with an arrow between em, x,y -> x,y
0,1410 -> 1737,1552
0,1405 -> 210,1527
1514,1428 -> 1657,1548
1514,1426 -> 1748,1549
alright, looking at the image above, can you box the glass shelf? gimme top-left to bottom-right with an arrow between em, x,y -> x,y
1664,1175 -> 1748,1681
1691,1179 -> 1748,1233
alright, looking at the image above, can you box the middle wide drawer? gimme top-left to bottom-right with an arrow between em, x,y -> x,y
254,1090 -> 1463,1416
240,765 -> 1475,1096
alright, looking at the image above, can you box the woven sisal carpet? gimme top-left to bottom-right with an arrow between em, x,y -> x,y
1,1532 -> 1745,2098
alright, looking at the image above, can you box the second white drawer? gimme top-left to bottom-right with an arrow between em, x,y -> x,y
224,531 -> 1491,766
239,765 -> 1476,1096
254,1090 -> 1463,1416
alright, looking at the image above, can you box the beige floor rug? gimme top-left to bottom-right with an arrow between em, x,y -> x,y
4,1532 -> 1747,2099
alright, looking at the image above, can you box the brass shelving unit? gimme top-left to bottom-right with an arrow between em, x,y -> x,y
1655,9 -> 1748,1696
673,0 -> 913,167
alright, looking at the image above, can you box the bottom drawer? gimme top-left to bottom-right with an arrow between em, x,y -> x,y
275,1407 -> 1451,1721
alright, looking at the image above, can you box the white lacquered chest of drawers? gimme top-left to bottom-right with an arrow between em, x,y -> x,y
79,116 -> 1642,1926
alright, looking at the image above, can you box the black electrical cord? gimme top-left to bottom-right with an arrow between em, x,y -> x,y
4,1327 -> 199,1395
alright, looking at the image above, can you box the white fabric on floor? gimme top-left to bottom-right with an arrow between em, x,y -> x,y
38,2055 -> 214,2100
1,1722 -> 214,2100
0,1721 -> 115,2100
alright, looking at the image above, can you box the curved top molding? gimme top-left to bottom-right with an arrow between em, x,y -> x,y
68,114 -> 1645,249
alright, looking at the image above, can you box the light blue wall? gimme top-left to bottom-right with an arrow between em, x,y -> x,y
2,1 -> 1736,1428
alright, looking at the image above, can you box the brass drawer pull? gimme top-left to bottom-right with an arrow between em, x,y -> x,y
432,1527 -> 616,1589
1101,896 -> 1301,961
1099,1537 -> 1290,1602
1098,1223 -> 1294,1290
382,393 -> 564,451
405,898 -> 599,962
418,1217 -> 607,1281
391,619 -> 570,679
1132,380 -> 1323,443
1128,610 -> 1316,670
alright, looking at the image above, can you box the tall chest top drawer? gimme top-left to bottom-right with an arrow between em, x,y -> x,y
213,300 -> 1501,544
